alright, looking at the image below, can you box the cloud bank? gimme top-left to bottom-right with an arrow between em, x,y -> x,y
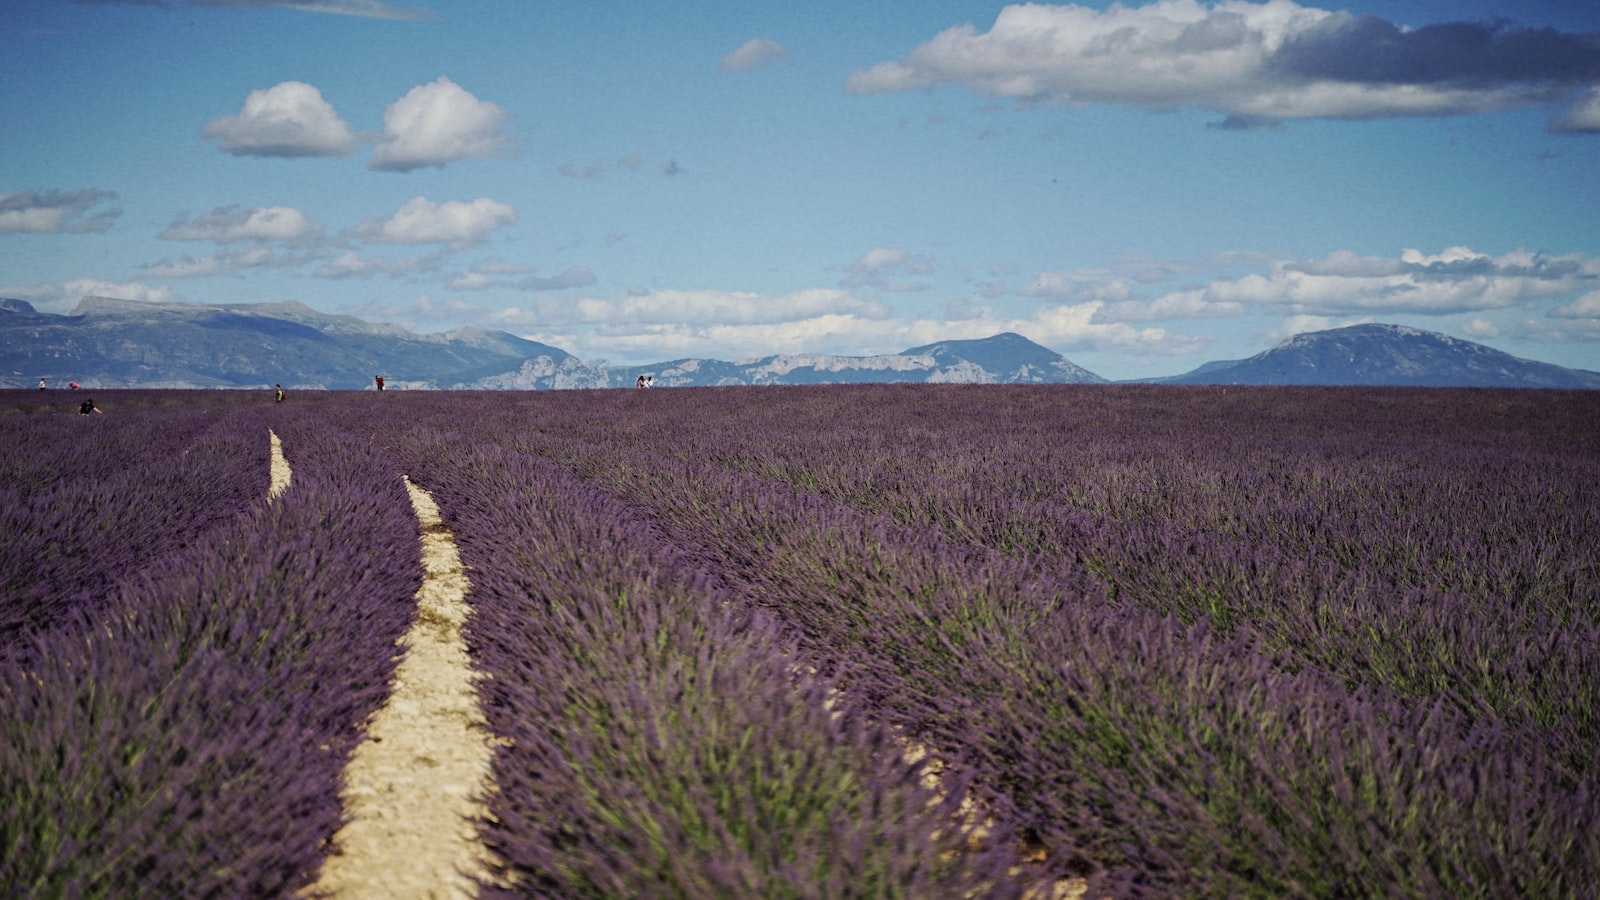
0,188 -> 121,234
1154,247 -> 1598,317
846,1 -> 1600,125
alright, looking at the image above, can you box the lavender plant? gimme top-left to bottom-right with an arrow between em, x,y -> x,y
1,403 -> 421,896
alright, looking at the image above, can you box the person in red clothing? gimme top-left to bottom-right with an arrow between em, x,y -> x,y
375,375 -> 385,391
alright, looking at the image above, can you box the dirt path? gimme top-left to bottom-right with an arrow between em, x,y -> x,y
301,472 -> 503,898
268,429 -> 290,501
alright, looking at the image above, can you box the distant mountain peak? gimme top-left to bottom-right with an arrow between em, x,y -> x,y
1166,323 -> 1600,389
902,332 -> 1105,384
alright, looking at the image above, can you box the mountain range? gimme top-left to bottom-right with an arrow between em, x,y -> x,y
3,296 -> 1596,390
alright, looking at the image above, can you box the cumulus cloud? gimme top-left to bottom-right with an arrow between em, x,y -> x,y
0,188 -> 121,234
79,0 -> 434,20
720,38 -> 788,73
348,196 -> 516,246
846,1 -> 1600,123
203,81 -> 359,157
369,77 -> 513,171
160,205 -> 323,242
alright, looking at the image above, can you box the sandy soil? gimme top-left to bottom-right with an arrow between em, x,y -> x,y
299,472 -> 503,898
268,429 -> 290,501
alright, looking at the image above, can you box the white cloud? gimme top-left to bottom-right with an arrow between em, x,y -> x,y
313,249 -> 430,279
1552,87 -> 1600,134
846,2 -> 1600,123
720,38 -> 788,73
0,278 -> 178,315
842,247 -> 934,290
349,196 -> 516,246
848,247 -> 911,273
0,188 -> 120,234
1099,288 -> 1243,321
1265,314 -> 1351,343
519,288 -> 890,328
1515,316 -> 1600,344
1134,246 -> 1599,318
1551,291 -> 1600,320
482,284 -> 1197,366
369,77 -> 513,171
203,81 -> 359,157
161,205 -> 323,242
139,247 -> 278,278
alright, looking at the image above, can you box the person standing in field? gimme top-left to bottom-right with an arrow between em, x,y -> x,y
375,375 -> 385,391
37,377 -> 46,390
275,384 -> 286,403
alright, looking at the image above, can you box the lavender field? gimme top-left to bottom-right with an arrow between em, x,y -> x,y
2,384 -> 1597,897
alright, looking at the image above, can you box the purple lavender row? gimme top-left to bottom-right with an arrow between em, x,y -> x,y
520,384 -> 1600,777
343,416 -> 1032,897
1,402 -> 420,896
0,397 -> 270,652
330,386 -> 1599,896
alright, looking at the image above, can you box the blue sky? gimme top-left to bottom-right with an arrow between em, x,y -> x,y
3,0 -> 1597,379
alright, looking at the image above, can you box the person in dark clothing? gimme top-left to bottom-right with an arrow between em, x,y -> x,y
375,375 -> 385,391
79,398 -> 101,415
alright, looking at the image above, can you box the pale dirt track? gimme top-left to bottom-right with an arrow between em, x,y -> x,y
270,431 -> 502,898
268,429 -> 290,501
